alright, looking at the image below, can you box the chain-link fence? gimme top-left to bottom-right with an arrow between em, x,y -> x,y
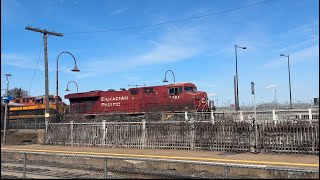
1,150 -> 318,179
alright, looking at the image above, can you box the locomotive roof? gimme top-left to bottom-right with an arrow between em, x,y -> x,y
11,95 -> 58,100
1,101 -> 25,107
65,82 -> 197,99
127,82 -> 196,89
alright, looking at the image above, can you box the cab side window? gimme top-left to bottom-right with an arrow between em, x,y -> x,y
36,99 -> 43,104
168,87 -> 182,94
143,87 -> 154,94
131,89 -> 139,95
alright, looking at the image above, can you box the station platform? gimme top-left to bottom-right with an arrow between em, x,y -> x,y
1,144 -> 318,170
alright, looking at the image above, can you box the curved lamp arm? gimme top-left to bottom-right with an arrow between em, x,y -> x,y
163,70 -> 175,83
65,81 -> 79,93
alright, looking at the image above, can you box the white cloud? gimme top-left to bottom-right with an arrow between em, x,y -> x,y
207,93 -> 216,98
262,44 -> 319,69
77,25 -> 207,78
1,54 -> 40,69
265,84 -> 278,89
109,8 -> 128,16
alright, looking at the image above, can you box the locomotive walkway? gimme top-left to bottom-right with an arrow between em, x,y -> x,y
1,144 -> 319,170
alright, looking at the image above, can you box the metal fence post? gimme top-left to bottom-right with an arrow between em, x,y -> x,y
70,121 -> 74,146
23,153 -> 27,179
272,109 -> 277,124
35,117 -> 37,130
104,158 -> 108,179
45,121 -> 49,144
190,118 -> 195,150
224,165 -> 229,179
254,119 -> 258,152
141,119 -> 146,149
211,111 -> 215,124
250,121 -> 255,153
102,120 -> 106,146
45,120 -> 48,134
185,111 -> 188,120
240,111 -> 243,122
308,108 -> 312,120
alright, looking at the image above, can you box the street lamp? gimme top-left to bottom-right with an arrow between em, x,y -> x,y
3,73 -> 11,144
280,53 -> 292,109
235,44 -> 246,111
65,81 -> 79,93
163,70 -> 176,83
56,52 -> 80,122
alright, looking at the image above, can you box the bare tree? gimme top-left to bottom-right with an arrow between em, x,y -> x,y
5,87 -> 30,98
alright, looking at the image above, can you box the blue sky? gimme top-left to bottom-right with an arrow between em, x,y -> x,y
1,0 -> 319,106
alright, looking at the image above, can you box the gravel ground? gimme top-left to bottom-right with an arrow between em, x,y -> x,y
1,130 -> 38,145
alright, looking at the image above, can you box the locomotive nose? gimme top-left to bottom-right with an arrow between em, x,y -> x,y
201,93 -> 208,104
194,92 -> 207,103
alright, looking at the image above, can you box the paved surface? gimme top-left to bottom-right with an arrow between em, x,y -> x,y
1,144 -> 319,170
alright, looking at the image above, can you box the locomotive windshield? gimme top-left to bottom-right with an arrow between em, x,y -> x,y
184,86 -> 197,92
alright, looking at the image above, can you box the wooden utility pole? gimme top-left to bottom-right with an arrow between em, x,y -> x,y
25,26 -> 63,123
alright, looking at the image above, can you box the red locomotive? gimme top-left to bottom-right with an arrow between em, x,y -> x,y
65,82 -> 213,115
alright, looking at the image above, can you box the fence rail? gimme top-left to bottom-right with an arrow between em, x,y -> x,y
1,150 -> 318,179
2,108 -> 318,130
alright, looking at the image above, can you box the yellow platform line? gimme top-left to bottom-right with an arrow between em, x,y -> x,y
1,147 -> 318,167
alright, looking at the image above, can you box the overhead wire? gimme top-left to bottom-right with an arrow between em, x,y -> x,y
63,0 -> 274,35
28,42 -> 43,93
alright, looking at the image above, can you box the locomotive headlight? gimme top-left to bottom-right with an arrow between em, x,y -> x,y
201,97 -> 206,104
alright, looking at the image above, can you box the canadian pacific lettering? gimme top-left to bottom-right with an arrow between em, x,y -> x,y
101,96 -> 128,107
101,102 -> 121,107
101,96 -> 128,102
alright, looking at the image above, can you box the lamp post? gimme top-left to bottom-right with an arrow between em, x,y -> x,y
280,54 -> 292,109
163,70 -> 176,83
274,88 -> 277,109
65,81 -> 79,93
56,52 -> 80,122
3,73 -> 11,144
235,44 -> 246,111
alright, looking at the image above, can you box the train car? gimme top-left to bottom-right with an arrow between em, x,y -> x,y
65,82 -> 214,116
1,101 -> 25,129
8,95 -> 66,120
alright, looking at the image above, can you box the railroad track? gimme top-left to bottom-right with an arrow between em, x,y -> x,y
1,160 -> 227,179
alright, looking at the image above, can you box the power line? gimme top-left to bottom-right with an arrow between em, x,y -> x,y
28,42 -> 43,93
64,0 -> 274,35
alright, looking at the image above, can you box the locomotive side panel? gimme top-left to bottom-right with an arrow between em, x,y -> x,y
99,90 -> 131,113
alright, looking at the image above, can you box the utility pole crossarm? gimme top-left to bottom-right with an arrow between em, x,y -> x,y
25,26 -> 63,37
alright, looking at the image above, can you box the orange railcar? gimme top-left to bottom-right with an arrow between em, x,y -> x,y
9,95 -> 66,120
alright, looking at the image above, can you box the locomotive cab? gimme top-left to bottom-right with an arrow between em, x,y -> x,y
184,85 -> 210,112
166,83 -> 211,112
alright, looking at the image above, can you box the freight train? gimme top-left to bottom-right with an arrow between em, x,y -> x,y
8,95 -> 66,120
65,82 -> 215,117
